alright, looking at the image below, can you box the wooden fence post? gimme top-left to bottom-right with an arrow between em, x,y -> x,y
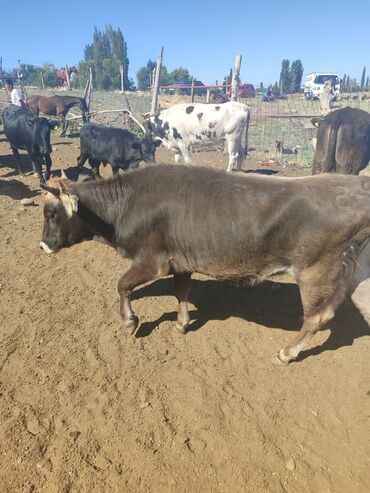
83,68 -> 92,121
231,54 -> 242,101
206,88 -> 210,103
40,71 -> 44,90
191,77 -> 195,102
65,64 -> 71,90
151,47 -> 164,115
120,65 -> 124,93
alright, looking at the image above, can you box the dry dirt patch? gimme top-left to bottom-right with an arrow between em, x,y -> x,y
0,133 -> 369,493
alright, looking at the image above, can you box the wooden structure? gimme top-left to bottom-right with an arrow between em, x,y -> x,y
150,47 -> 164,116
231,55 -> 242,101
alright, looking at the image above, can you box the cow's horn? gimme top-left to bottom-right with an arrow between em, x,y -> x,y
40,183 -> 60,197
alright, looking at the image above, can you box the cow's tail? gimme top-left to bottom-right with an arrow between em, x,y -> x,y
312,111 -> 344,174
244,109 -> 251,157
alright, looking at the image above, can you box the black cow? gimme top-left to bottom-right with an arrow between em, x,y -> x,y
77,123 -> 161,178
40,165 -> 370,365
312,107 -> 370,175
3,104 -> 53,183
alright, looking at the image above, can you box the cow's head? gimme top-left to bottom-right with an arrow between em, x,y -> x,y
39,177 -> 92,254
32,117 -> 53,155
132,132 -> 161,164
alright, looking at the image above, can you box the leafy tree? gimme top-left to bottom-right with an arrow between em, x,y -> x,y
224,68 -> 233,85
75,25 -> 132,90
136,62 -> 193,90
361,66 -> 366,90
290,60 -> 304,93
136,59 -> 156,90
279,59 -> 290,93
170,67 -> 191,83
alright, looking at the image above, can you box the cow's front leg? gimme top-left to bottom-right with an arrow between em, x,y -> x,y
178,145 -> 192,164
174,273 -> 192,333
117,262 -> 158,334
29,155 -> 45,184
44,154 -> 52,181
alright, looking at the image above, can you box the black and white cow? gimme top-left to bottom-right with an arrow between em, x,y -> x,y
145,102 -> 250,172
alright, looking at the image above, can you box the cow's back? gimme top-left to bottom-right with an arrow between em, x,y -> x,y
3,105 -> 34,149
116,166 -> 370,279
80,123 -> 135,163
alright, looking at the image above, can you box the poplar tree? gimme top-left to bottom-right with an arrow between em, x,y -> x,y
279,60 -> 290,93
361,66 -> 366,90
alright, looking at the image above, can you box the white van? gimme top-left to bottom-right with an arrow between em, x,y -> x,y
304,73 -> 340,100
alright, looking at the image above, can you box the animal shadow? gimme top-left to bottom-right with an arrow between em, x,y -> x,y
241,168 -> 279,175
133,277 -> 369,360
0,153 -> 35,177
0,178 -> 38,199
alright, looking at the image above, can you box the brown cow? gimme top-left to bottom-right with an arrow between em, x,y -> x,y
39,165 -> 370,364
27,94 -> 88,137
312,107 -> 370,175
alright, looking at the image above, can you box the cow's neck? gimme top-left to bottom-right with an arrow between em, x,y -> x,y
70,180 -> 123,245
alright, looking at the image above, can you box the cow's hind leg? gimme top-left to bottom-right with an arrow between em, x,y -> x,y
117,262 -> 160,334
225,137 -> 239,172
10,146 -> 24,177
59,116 -> 68,137
174,273 -> 192,333
276,256 -> 355,364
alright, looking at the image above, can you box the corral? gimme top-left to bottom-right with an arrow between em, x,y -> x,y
0,88 -> 370,492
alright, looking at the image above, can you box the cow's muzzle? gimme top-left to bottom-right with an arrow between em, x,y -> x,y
39,241 -> 55,254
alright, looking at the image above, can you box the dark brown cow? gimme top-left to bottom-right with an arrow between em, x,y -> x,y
39,165 -> 370,364
27,95 -> 88,137
312,107 -> 370,175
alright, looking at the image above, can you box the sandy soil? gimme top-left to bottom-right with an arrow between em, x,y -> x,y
0,132 -> 369,493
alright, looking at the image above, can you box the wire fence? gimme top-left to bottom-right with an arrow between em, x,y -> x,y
2,87 -> 370,167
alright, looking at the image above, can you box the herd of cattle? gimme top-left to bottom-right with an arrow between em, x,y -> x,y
2,94 -> 370,364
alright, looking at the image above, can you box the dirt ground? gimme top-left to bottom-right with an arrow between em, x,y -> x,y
0,131 -> 369,493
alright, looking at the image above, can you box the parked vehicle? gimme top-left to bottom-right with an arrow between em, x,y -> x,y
304,72 -> 340,100
174,80 -> 207,96
227,83 -> 256,99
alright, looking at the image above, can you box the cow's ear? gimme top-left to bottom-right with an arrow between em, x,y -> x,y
132,142 -> 141,150
58,180 -> 78,217
154,139 -> 161,148
60,191 -> 78,217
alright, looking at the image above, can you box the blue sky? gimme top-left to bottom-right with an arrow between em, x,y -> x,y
1,0 -> 369,86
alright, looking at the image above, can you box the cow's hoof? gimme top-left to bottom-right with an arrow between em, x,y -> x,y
272,352 -> 289,366
123,314 -> 139,335
175,322 -> 188,334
